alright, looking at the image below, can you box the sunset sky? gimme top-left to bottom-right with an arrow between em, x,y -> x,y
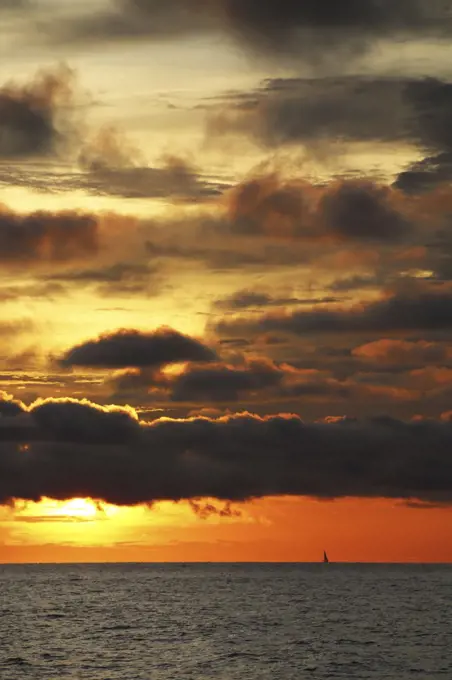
0,0 -> 452,563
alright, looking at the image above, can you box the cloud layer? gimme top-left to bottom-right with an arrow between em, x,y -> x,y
42,1 -> 452,65
0,395 -> 451,505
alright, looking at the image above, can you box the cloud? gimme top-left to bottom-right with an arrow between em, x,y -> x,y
0,65 -> 78,159
168,358 -> 284,403
215,290 -> 452,338
0,391 -> 26,417
0,92 -> 227,201
188,499 -> 241,519
352,339 -> 452,365
0,204 -> 99,266
48,0 -> 216,45
0,282 -> 66,302
208,75 -> 452,192
44,262 -> 158,297
44,1 -> 452,65
0,397 -> 451,505
0,0 -> 30,10
107,355 -> 426,411
77,159 -> 227,202
60,327 -> 217,369
0,0 -> 27,7
320,181 -> 410,242
218,0 -> 450,60
139,172 -> 452,284
214,290 -> 340,310
146,175 -> 413,258
223,175 -> 412,242
207,76 -> 409,147
76,128 -> 229,201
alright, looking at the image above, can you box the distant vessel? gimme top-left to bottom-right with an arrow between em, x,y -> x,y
323,550 -> 329,563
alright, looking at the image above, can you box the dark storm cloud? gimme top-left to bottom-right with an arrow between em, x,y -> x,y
219,0 -> 451,57
0,398 -> 451,505
215,291 -> 452,338
45,1 -> 452,63
0,205 -> 99,265
60,328 -> 217,369
0,65 -> 77,159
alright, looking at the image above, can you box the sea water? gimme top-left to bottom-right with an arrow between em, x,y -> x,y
0,563 -> 450,679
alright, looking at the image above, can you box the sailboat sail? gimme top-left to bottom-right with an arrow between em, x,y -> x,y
323,550 -> 329,563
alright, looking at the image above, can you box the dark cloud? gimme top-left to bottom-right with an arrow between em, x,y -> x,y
0,204 -> 99,265
0,0 -> 30,9
45,1 -> 452,64
208,75 -> 452,192
219,0 -> 451,59
49,0 -> 216,46
394,152 -> 452,193
140,172 -> 450,284
319,182 -> 410,242
215,291 -> 452,338
0,398 -> 451,505
330,275 -> 383,292
60,328 -> 217,369
352,339 -> 452,365
214,290 -> 340,310
145,237 -> 293,270
394,78 -> 452,191
0,282 -> 65,302
0,65 -> 77,159
207,77 -> 408,147
168,359 -> 284,403
44,262 -> 158,297
77,129 -> 228,201
76,162 -> 227,202
223,175 -> 412,242
0,122 -> 227,201
108,355 -> 424,411
0,393 -> 26,417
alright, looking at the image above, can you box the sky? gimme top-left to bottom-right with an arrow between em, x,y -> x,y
0,0 -> 452,563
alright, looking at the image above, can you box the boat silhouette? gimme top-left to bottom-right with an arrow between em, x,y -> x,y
323,550 -> 329,563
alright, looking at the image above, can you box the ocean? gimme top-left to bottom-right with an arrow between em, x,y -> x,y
0,563 -> 450,679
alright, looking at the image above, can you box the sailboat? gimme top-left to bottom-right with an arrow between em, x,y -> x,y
323,550 -> 329,563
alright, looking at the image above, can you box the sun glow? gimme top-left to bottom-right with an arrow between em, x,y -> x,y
50,498 -> 99,520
